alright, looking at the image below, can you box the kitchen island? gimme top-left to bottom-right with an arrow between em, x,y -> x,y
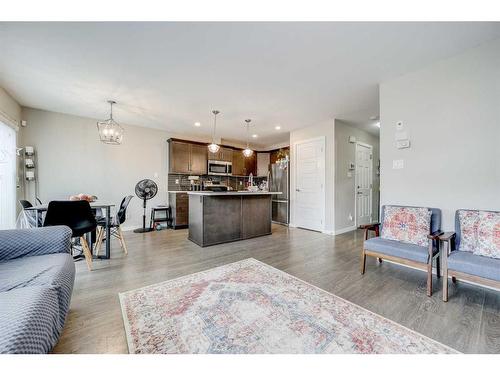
188,191 -> 280,247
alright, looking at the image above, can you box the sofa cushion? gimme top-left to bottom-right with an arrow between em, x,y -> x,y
0,253 -> 75,328
380,206 -> 431,247
0,226 -> 71,262
0,286 -> 62,353
448,251 -> 500,281
475,211 -> 500,259
364,236 -> 437,264
457,209 -> 480,252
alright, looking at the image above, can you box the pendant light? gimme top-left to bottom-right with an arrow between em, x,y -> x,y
208,110 -> 221,154
97,100 -> 124,145
242,119 -> 253,157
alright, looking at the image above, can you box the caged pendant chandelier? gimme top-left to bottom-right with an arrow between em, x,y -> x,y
97,100 -> 124,145
208,110 -> 221,154
242,119 -> 253,157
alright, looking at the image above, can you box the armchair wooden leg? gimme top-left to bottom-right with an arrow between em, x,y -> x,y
118,226 -> 128,255
360,249 -> 366,274
436,255 -> 441,279
443,270 -> 449,302
426,261 -> 433,297
80,236 -> 93,271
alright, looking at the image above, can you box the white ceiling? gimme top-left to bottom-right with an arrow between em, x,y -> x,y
1,22 -> 500,147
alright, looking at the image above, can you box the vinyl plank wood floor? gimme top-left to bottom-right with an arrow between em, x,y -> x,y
52,225 -> 500,354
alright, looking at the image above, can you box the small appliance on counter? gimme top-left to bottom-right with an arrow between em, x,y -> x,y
188,175 -> 202,191
203,179 -> 229,192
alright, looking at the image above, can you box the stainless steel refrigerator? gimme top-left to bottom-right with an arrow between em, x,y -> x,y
270,162 -> 289,225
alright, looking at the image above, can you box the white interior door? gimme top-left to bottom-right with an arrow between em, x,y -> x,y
355,142 -> 373,226
0,121 -> 16,229
294,137 -> 325,231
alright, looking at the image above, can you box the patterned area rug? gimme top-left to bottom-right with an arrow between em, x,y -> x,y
119,258 -> 457,354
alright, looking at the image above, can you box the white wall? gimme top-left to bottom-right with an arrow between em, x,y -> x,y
0,87 -> 21,126
20,108 -> 181,230
0,87 -> 24,208
290,119 -> 335,233
380,38 -> 500,230
334,120 -> 379,233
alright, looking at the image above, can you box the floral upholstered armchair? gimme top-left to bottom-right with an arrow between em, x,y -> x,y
360,205 -> 442,296
440,209 -> 500,301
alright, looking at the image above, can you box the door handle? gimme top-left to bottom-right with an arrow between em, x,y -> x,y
357,191 -> 363,194
296,188 -> 301,192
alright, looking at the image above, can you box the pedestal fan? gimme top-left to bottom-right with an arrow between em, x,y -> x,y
133,179 -> 158,233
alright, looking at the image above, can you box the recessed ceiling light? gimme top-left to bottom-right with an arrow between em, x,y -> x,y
374,122 -> 381,128
252,134 -> 258,138
194,122 -> 201,127
275,126 -> 281,130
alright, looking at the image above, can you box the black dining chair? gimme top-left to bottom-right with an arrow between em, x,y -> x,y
95,195 -> 133,256
19,199 -> 33,209
43,200 -> 97,271
36,197 -> 43,205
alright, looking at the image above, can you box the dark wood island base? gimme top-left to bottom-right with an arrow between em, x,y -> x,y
188,192 -> 279,247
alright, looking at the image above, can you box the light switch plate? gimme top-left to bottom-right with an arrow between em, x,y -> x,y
392,159 -> 404,169
396,140 -> 410,149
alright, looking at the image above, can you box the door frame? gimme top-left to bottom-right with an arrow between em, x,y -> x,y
354,141 -> 373,227
292,136 -> 326,232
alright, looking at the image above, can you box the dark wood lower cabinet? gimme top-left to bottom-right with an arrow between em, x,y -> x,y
169,192 -> 189,229
188,193 -> 272,247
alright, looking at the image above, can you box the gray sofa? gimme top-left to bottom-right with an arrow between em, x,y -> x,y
0,226 -> 75,353
440,210 -> 500,301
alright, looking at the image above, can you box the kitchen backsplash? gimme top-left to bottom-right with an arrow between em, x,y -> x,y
168,174 -> 267,191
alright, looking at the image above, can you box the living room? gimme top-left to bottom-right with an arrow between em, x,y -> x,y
1,1 -> 499,373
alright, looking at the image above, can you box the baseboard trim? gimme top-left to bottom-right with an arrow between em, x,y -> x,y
334,226 -> 357,235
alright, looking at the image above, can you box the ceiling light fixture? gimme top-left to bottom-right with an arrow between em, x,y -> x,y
242,119 -> 253,158
194,122 -> 201,127
97,100 -> 124,145
252,134 -> 258,138
208,110 -> 221,154
275,125 -> 281,130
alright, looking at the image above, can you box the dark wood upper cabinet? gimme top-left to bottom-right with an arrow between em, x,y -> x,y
190,144 -> 208,175
244,153 -> 257,176
169,141 -> 191,174
168,138 -> 262,176
232,150 -> 245,176
209,147 -> 233,162
220,147 -> 233,162
169,140 -> 207,175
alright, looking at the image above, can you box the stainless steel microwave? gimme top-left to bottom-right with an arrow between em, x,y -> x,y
208,160 -> 232,176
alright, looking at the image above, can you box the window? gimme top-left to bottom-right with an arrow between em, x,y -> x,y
0,120 -> 16,229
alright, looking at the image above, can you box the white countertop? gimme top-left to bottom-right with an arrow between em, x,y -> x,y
187,191 -> 282,196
